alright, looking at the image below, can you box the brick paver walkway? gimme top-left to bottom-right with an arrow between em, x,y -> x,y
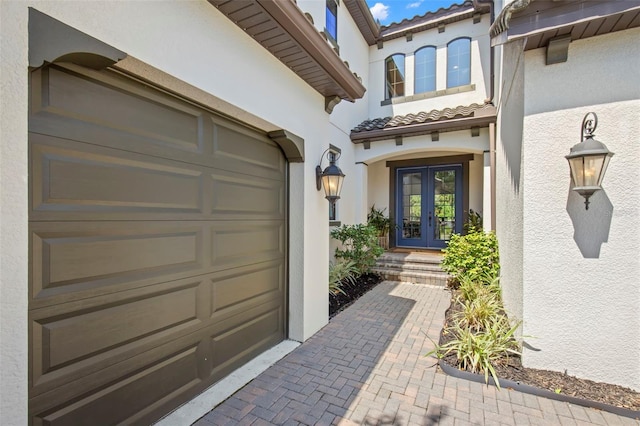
195,282 -> 639,425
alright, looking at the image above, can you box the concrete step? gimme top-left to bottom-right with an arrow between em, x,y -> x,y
375,262 -> 445,273
372,268 -> 448,286
373,250 -> 450,286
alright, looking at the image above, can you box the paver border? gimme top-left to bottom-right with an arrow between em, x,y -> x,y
438,359 -> 640,420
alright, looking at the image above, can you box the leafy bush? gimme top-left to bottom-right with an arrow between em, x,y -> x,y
329,259 -> 358,296
367,205 -> 392,237
464,209 -> 483,234
441,231 -> 499,286
330,224 -> 384,274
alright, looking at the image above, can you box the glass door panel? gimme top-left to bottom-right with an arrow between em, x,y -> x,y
396,165 -> 463,249
397,169 -> 427,247
428,166 -> 462,248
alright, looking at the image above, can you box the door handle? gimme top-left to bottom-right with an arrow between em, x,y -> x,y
428,212 -> 432,226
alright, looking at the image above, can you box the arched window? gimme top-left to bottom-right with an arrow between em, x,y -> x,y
385,54 -> 405,99
414,46 -> 436,94
447,38 -> 471,88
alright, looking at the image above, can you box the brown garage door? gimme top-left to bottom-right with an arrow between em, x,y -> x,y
28,63 -> 287,425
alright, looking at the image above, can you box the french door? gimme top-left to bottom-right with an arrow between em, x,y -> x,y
396,165 -> 463,248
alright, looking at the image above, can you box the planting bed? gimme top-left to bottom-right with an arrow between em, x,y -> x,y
329,273 -> 382,318
438,293 -> 640,415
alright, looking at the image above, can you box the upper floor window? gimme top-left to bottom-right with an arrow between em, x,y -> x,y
326,0 -> 338,42
447,37 -> 471,88
414,46 -> 436,94
385,54 -> 405,99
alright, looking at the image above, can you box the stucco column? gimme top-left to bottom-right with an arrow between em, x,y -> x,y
354,162 -> 369,223
483,150 -> 493,232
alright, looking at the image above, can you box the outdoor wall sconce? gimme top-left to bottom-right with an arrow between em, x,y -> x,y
316,148 -> 345,206
565,112 -> 614,210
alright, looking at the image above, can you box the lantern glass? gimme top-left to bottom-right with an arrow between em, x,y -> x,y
321,171 -> 344,199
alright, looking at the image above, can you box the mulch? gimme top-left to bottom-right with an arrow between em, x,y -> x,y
438,292 -> 640,412
329,272 -> 383,318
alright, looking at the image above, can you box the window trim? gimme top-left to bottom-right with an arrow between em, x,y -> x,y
384,53 -> 406,100
414,45 -> 437,95
446,37 -> 471,89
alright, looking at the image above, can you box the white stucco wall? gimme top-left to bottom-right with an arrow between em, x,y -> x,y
368,16 -> 491,119
519,29 -> 640,390
0,2 -> 349,422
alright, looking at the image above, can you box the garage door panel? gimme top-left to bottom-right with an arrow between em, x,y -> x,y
30,278 -> 208,396
31,65 -> 205,154
211,221 -> 284,271
32,344 -> 203,426
31,223 -> 204,304
33,284 -> 200,383
30,135 -> 205,218
30,65 -> 285,184
211,170 -> 285,219
210,306 -> 283,376
213,120 -> 286,180
211,261 -> 284,314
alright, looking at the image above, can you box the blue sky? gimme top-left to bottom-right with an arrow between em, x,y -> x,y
366,0 -> 458,25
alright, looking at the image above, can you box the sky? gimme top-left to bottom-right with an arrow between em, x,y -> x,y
366,0 -> 459,25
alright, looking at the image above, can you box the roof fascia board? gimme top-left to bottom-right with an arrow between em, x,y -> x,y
344,0 -> 380,45
350,114 -> 496,143
256,0 -> 366,101
491,1 -> 640,45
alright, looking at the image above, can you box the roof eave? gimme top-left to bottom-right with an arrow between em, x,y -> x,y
210,0 -> 366,102
490,1 -> 640,48
350,113 -> 497,143
344,0 -> 380,46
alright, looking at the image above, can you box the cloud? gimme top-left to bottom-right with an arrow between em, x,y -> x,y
369,3 -> 390,21
407,1 -> 423,8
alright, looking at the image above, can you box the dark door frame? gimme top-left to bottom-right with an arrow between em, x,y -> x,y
387,154 -> 473,249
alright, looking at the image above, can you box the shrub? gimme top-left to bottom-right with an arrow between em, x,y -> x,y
331,224 -> 384,274
441,231 -> 499,286
464,209 -> 483,234
367,205 -> 392,237
329,259 -> 358,296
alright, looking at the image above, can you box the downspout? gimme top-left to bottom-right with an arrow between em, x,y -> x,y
473,0 -> 497,230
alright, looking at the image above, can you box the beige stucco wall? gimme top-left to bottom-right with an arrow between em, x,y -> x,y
0,2 -> 363,422
518,28 -> 640,391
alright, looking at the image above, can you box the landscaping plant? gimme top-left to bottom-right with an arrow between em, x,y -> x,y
330,224 -> 384,274
430,315 -> 521,388
328,259 -> 358,296
441,230 -> 499,287
429,228 -> 523,389
367,205 -> 394,250
463,208 -> 483,234
366,205 -> 392,237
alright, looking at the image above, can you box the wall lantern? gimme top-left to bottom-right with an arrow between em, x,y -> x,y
316,148 -> 345,206
565,112 -> 614,210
